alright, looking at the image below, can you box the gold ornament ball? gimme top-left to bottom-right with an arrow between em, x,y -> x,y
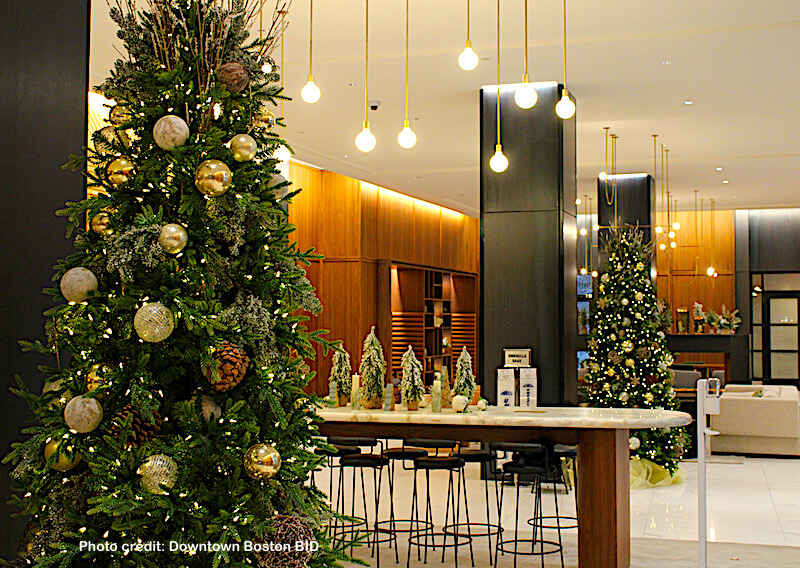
86,363 -> 110,394
256,109 -> 276,130
229,134 -> 258,162
158,223 -> 188,254
137,454 -> 178,494
109,105 -> 131,125
106,156 -> 135,186
43,439 -> 82,472
64,395 -> 103,433
90,211 -> 114,235
243,443 -> 281,480
60,267 -> 98,303
133,302 -> 174,342
194,159 -> 232,197
95,125 -> 131,154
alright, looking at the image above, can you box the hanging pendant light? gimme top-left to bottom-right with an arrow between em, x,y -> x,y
273,10 -> 291,169
514,0 -> 537,109
458,0 -> 479,70
397,0 -> 417,148
355,0 -> 376,152
555,0 -> 576,119
300,0 -> 321,103
490,0 -> 508,173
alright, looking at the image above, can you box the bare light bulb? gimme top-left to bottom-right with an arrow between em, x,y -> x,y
706,266 -> 715,277
261,62 -> 273,73
514,83 -> 538,109
591,271 -> 599,278
580,267 -> 588,275
458,42 -> 479,71
668,230 -> 676,239
655,226 -> 663,234
301,77 -> 321,103
397,122 -> 417,149
579,228 -> 587,236
659,243 -> 666,251
593,224 -> 600,231
673,221 -> 681,230
555,90 -> 576,119
575,198 -> 582,205
598,171 -> 607,180
489,144 -> 509,173
670,241 -> 677,248
355,122 -> 376,153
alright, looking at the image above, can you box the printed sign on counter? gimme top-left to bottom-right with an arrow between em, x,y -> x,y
503,348 -> 531,368
497,368 -> 516,407
519,367 -> 538,408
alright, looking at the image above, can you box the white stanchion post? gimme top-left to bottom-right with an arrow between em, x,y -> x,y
697,378 -> 721,568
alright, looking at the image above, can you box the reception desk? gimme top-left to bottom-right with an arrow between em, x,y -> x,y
317,406 -> 691,568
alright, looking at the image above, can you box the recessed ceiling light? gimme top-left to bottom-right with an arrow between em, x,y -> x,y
662,61 -> 671,65
684,100 -> 693,105
722,180 -> 729,184
715,167 -> 723,171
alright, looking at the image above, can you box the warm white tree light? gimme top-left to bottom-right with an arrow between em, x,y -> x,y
655,226 -> 663,234
706,266 -> 715,277
490,144 -> 509,173
355,123 -> 377,152
673,221 -> 681,230
301,78 -> 321,103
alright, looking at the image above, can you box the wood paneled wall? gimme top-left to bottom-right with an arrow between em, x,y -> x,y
288,163 -> 480,394
655,209 -> 736,364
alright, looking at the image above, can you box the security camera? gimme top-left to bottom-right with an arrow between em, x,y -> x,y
368,100 -> 381,111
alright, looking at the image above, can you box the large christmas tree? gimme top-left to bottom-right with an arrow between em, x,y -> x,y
3,2 -> 347,567
582,229 -> 689,474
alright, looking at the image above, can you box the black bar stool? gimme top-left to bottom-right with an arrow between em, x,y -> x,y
330,437 -> 392,567
379,441 -> 432,563
444,446 -> 503,565
529,444 -> 578,532
406,438 -> 473,568
490,442 -> 564,568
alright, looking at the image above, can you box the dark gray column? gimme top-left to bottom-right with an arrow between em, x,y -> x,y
734,210 -> 751,335
597,174 -> 655,275
480,82 -> 577,406
0,1 -> 89,557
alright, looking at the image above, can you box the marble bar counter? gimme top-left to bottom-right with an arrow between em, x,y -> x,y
317,405 -> 691,568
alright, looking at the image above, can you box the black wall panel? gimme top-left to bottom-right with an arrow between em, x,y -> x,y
748,208 -> 800,273
479,83 -> 577,406
0,1 -> 89,557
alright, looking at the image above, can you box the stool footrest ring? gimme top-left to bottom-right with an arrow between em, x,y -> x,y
496,538 -> 562,556
442,522 -> 503,538
527,515 -> 577,530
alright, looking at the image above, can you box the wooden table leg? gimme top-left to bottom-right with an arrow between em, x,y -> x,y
577,429 -> 630,568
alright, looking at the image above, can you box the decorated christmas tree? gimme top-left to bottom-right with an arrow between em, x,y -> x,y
453,346 -> 476,401
582,229 -> 689,474
3,2 -> 349,567
400,346 -> 424,410
329,346 -> 352,405
358,326 -> 386,409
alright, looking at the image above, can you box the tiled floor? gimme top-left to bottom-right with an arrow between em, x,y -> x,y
314,453 -> 800,554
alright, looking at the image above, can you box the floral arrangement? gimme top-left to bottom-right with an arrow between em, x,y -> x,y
693,302 -> 741,333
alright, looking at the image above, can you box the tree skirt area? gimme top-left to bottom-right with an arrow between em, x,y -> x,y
344,533 -> 800,567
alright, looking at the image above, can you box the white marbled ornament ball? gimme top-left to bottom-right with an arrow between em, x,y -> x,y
629,436 -> 641,450
64,395 -> 103,433
200,395 -> 222,423
134,302 -> 174,342
452,395 -> 469,413
476,399 -> 488,411
229,134 -> 258,161
60,267 -> 98,303
138,454 -> 178,494
158,223 -> 188,254
153,115 -> 190,150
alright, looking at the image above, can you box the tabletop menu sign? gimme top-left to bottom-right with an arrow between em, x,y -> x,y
503,348 -> 531,367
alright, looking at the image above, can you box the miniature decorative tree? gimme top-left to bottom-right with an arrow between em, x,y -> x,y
400,345 -> 424,410
2,2 -> 351,567
330,346 -> 352,406
453,346 -> 476,402
583,229 -> 690,476
359,326 -> 386,409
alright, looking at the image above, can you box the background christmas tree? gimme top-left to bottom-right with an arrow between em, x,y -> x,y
400,346 -> 423,409
453,346 -> 476,401
358,326 -> 386,409
329,346 -> 351,404
2,2 -> 350,567
581,229 -> 689,473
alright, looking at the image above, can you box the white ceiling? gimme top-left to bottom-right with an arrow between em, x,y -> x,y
90,1 -> 800,217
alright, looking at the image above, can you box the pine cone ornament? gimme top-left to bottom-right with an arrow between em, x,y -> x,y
205,341 -> 250,391
110,405 -> 163,446
254,515 -> 313,568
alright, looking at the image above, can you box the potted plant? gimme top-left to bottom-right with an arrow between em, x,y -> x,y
400,345 -> 424,410
453,346 -> 476,403
359,326 -> 387,409
578,307 -> 589,335
716,305 -> 741,334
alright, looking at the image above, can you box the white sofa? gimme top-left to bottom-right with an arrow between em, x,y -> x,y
711,384 -> 800,456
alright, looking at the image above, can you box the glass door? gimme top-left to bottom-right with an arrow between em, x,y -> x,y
763,293 -> 800,383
